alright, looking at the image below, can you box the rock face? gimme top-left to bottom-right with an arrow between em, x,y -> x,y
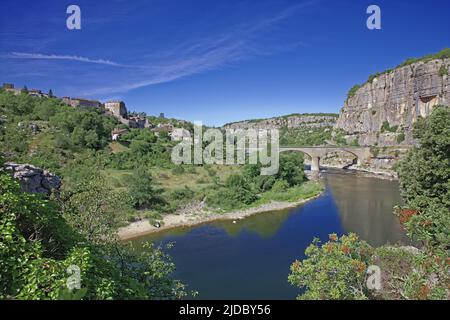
3,163 -> 61,196
336,58 -> 449,146
223,114 -> 338,130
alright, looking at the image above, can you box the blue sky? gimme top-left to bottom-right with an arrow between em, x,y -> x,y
1,0 -> 449,126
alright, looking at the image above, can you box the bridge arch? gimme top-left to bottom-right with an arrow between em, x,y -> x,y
322,149 -> 360,167
279,148 -> 321,172
279,147 -> 372,172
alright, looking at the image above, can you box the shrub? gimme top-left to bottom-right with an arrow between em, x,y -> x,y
171,165 -> 185,175
288,233 -> 373,300
271,180 -> 289,193
439,65 -> 448,77
381,121 -> 398,133
347,85 -> 361,100
350,138 -> 360,147
396,132 -> 405,144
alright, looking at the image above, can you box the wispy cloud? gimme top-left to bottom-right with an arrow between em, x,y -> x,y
85,2 -> 315,96
6,52 -> 124,67
1,1 -> 316,97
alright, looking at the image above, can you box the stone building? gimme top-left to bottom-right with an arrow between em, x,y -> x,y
170,128 -> 191,141
28,89 -> 48,98
128,116 -> 150,129
151,123 -> 173,136
62,97 -> 102,108
2,83 -> 21,95
105,100 -> 127,118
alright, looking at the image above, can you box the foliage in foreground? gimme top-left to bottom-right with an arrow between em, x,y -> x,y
288,234 -> 372,300
289,233 -> 449,300
0,171 -> 187,300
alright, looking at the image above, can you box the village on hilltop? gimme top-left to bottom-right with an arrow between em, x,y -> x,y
2,83 -> 191,142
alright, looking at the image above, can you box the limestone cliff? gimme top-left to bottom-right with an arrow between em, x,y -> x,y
336,57 -> 449,146
223,114 -> 338,130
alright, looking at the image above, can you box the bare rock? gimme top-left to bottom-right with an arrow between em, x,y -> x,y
336,58 -> 449,146
3,163 -> 61,196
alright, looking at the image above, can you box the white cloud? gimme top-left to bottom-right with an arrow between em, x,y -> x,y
7,52 -> 124,67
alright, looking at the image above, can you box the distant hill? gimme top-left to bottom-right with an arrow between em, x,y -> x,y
222,113 -> 338,147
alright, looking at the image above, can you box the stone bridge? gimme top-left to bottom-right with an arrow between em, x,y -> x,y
280,146 -> 372,172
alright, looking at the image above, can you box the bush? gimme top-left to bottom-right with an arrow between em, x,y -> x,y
277,152 -> 306,187
171,165 -> 185,175
271,180 -> 289,192
347,85 -> 361,100
380,120 -> 399,133
350,138 -> 360,147
289,233 -> 373,300
396,132 -> 405,144
439,65 -> 448,77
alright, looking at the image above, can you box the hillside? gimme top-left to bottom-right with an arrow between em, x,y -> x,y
223,113 -> 338,147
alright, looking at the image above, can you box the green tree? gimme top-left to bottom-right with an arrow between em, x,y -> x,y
127,167 -> 164,210
397,106 -> 450,247
277,152 -> 306,187
62,172 -> 132,245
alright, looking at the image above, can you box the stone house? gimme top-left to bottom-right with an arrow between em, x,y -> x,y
151,123 -> 173,136
2,83 -> 21,95
62,97 -> 102,108
170,128 -> 191,141
105,100 -> 127,118
28,89 -> 48,98
128,116 -> 150,129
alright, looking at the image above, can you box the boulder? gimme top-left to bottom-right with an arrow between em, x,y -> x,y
3,163 -> 61,196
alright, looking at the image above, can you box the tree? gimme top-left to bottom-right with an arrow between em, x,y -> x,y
225,174 -> 258,205
48,89 -> 53,97
62,172 -> 132,245
277,152 -> 306,187
127,167 -> 164,210
397,106 -> 450,247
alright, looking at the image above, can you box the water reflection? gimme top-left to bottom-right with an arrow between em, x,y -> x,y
325,170 -> 408,246
131,169 -> 408,299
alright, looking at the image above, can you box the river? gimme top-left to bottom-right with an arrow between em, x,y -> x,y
130,169 -> 409,299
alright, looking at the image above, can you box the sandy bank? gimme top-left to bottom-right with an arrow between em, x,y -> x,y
118,193 -> 323,240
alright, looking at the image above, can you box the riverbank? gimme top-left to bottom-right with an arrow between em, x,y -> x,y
321,165 -> 398,180
118,190 -> 324,240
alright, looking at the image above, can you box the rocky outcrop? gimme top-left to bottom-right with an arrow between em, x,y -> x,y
3,163 -> 61,196
223,114 -> 338,130
336,58 -> 449,146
